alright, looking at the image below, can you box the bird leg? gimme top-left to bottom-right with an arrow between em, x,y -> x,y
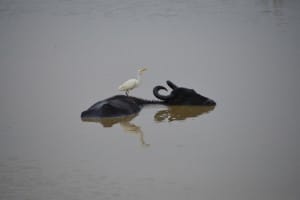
125,91 -> 129,96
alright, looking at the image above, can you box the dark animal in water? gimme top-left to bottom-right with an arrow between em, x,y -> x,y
153,80 -> 216,106
81,80 -> 216,119
81,95 -> 160,119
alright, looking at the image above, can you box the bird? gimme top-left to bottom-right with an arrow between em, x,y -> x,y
118,67 -> 147,96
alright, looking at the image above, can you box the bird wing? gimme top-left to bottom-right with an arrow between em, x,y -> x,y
118,79 -> 138,91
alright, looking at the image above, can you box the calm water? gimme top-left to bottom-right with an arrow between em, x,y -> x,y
0,0 -> 299,199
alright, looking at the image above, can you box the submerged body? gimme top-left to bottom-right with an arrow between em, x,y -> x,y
81,80 -> 216,119
153,80 -> 216,106
81,95 -> 159,119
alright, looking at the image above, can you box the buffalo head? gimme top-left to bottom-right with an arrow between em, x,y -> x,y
153,80 -> 216,106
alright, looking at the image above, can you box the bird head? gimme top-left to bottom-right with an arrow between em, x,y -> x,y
138,67 -> 147,74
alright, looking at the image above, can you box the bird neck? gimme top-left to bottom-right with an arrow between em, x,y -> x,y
137,72 -> 142,82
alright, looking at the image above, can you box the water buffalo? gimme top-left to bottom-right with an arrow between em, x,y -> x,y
153,80 -> 216,106
81,80 -> 216,119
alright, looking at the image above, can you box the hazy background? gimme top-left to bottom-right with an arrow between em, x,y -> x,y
0,0 -> 299,199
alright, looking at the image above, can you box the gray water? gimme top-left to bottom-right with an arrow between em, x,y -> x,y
0,0 -> 299,199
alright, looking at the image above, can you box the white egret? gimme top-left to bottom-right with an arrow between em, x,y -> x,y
118,67 -> 147,96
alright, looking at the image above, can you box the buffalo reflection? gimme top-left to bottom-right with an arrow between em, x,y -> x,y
82,114 -> 149,147
81,114 -> 137,127
81,105 -> 215,145
154,105 -> 215,122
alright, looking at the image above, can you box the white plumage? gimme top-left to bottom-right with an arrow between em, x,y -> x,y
118,67 -> 147,96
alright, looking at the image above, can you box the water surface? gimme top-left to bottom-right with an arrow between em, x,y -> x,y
0,0 -> 299,199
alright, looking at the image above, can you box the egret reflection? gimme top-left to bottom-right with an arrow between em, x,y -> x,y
82,105 -> 215,145
82,114 -> 149,146
119,120 -> 150,147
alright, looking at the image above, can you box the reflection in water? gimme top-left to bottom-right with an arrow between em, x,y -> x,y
82,114 -> 149,147
82,114 -> 137,128
119,121 -> 150,147
154,106 -> 215,122
82,105 -> 215,145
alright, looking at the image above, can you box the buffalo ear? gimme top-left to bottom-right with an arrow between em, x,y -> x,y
166,80 -> 178,90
